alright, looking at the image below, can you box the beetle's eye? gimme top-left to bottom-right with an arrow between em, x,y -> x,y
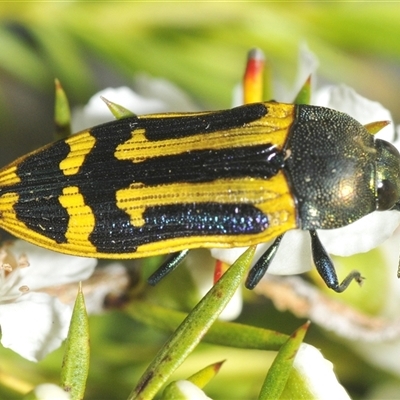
377,179 -> 398,210
375,139 -> 400,211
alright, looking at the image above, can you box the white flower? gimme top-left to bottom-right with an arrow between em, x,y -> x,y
31,383 -> 70,400
72,74 -> 201,132
290,344 -> 350,399
163,380 -> 212,400
0,240 -> 96,361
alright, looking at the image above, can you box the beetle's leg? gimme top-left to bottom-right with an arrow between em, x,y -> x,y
309,230 -> 363,292
147,249 -> 189,286
245,234 -> 284,289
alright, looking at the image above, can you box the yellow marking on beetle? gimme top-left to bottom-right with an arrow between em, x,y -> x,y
116,169 -> 295,230
127,171 -> 296,257
59,132 -> 96,176
0,189 -> 97,256
58,186 -> 96,252
115,102 -> 295,163
0,192 -> 21,230
0,166 -> 20,186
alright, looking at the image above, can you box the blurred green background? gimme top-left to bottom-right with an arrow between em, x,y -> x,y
1,2 -> 400,163
1,2 -> 400,399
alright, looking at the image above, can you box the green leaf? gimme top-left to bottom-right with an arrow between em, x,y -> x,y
187,360 -> 225,388
162,360 -> 224,400
60,284 -> 90,400
293,75 -> 311,105
101,96 -> 136,119
258,321 -> 310,400
127,301 -> 288,351
54,79 -> 71,140
128,246 -> 256,400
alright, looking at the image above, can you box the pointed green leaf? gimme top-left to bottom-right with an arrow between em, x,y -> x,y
54,79 -> 71,140
129,246 -> 256,400
293,75 -> 311,105
258,321 -> 310,400
101,96 -> 136,119
187,360 -> 224,388
60,284 -> 90,400
127,301 -> 288,351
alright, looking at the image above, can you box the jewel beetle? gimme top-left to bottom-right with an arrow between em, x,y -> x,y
0,101 -> 399,292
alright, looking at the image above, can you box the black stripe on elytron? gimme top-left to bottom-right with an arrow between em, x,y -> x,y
91,202 -> 270,254
125,144 -> 285,184
131,102 -> 268,141
6,140 -> 72,244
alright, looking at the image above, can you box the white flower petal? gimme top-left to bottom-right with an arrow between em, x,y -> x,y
72,86 -> 163,130
72,77 -> 200,131
0,292 -> 71,361
231,83 -> 243,107
319,210 -> 400,256
274,43 -> 319,103
211,230 -> 312,276
175,380 -> 212,400
9,240 -> 97,292
314,84 -> 394,141
132,74 -> 200,112
0,266 -> 23,297
293,344 -> 350,399
34,383 -> 70,400
295,43 -> 319,95
264,230 -> 312,275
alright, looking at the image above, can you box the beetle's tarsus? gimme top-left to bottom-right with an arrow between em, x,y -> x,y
333,270 -> 364,293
